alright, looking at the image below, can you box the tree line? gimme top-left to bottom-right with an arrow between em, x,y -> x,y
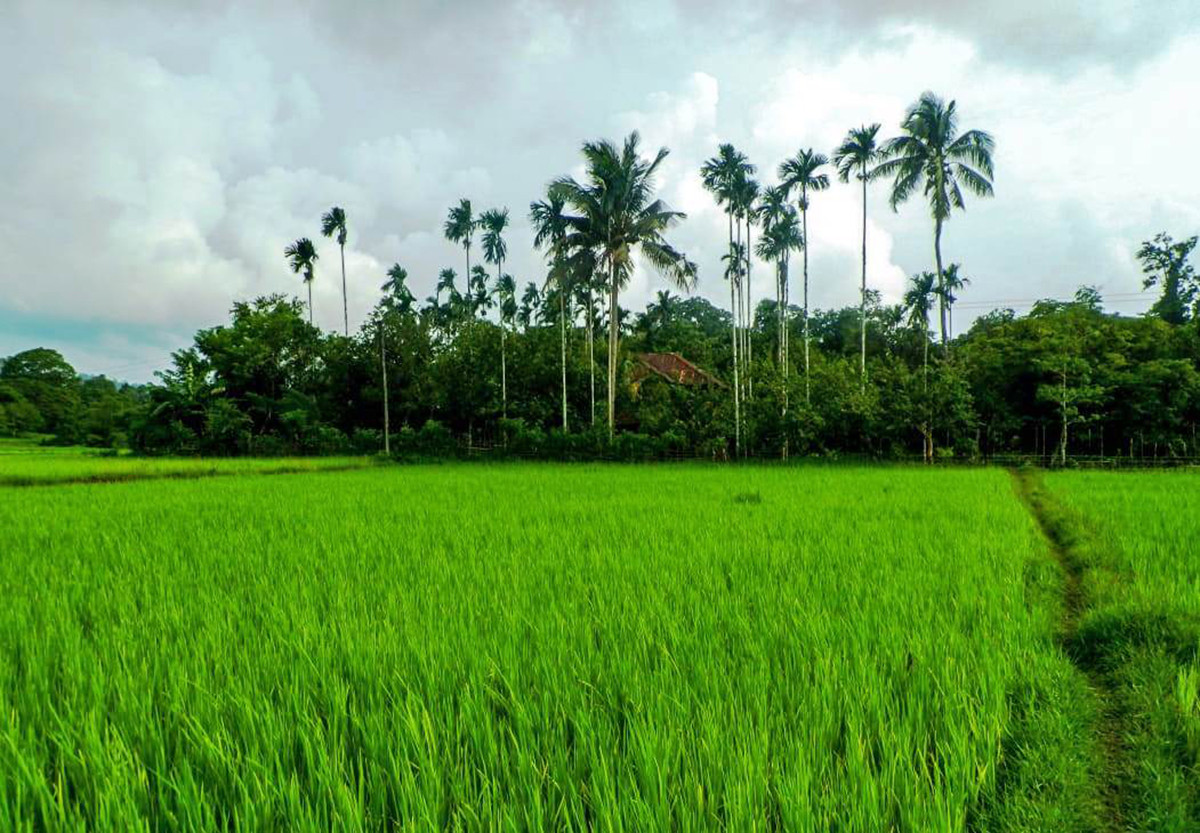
3,92 -> 1198,461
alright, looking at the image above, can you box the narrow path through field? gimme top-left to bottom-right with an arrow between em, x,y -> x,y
1011,468 -> 1130,833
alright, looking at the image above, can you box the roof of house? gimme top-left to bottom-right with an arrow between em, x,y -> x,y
630,352 -> 726,388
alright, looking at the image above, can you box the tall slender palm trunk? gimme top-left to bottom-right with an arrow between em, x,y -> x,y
498,260 -> 507,421
801,199 -> 811,404
560,293 -> 568,431
935,218 -> 947,348
730,273 -> 740,459
859,173 -> 867,388
746,218 -> 754,399
340,243 -> 348,336
607,263 -> 618,439
307,281 -> 313,325
587,285 -> 595,427
380,318 -> 390,454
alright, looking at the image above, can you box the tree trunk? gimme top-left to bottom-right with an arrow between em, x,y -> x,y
860,172 -> 867,387
560,292 -> 568,431
934,218 -> 947,348
802,197 -> 811,405
746,217 -> 754,399
380,317 -> 390,454
499,260 -> 507,421
607,261 -> 618,439
307,281 -> 313,325
588,284 -> 595,427
730,268 -> 741,458
340,242 -> 348,336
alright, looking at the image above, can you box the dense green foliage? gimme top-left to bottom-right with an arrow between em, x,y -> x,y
96,276 -> 1200,460
0,348 -> 143,446
2,464 -> 1101,830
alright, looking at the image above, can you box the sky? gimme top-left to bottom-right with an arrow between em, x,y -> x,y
2,0 -> 1198,382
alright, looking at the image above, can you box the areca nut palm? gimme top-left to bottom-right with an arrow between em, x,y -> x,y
833,124 -> 885,384
320,206 -> 349,335
480,208 -> 511,418
530,193 -> 574,430
284,238 -> 319,325
778,148 -> 829,403
722,240 -> 746,457
444,199 -> 476,292
381,264 -> 415,314
878,92 -> 994,347
941,262 -> 971,341
551,132 -> 696,439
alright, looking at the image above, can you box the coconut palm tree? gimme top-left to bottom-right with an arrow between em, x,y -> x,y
878,93 -> 994,347
444,199 -> 476,290
833,125 -> 885,385
940,262 -> 971,341
552,132 -> 696,439
320,207 -> 349,335
284,238 -> 319,325
381,264 -> 415,314
778,149 -> 829,403
530,193 -> 574,430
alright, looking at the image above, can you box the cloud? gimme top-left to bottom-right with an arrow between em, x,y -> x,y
2,1 -> 1198,380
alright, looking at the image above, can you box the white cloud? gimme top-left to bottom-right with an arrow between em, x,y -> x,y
2,2 -> 1199,379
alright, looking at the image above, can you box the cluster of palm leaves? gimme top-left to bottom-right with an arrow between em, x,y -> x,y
284,93 -> 990,451
699,92 -> 993,451
538,133 -> 697,438
284,206 -> 352,334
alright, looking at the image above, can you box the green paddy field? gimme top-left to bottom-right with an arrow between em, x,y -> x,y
0,449 -> 1196,830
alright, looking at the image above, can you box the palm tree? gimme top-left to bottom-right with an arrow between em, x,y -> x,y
493,272 -> 517,420
480,208 -> 510,417
444,199 -> 477,291
778,149 -> 829,403
941,262 -> 971,341
757,186 -> 791,367
437,268 -> 459,304
530,193 -> 574,430
569,248 -> 600,426
878,93 -> 995,347
735,174 -> 761,386
284,238 -> 319,324
552,132 -> 696,439
702,145 -> 755,432
903,271 -> 937,383
469,265 -> 491,316
722,241 -> 745,456
757,208 -> 802,368
833,125 -> 885,385
519,282 -> 540,330
904,271 -> 938,461
381,264 -> 415,314
320,207 -> 349,335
